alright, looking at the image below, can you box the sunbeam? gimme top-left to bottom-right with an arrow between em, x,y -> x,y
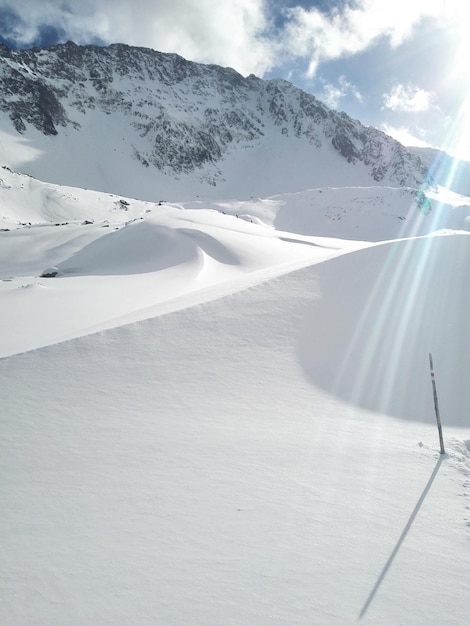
299,231 -> 470,427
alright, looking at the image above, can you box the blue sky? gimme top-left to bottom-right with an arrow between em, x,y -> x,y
1,0 -> 469,161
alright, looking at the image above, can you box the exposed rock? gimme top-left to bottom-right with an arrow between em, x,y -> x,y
0,42 -> 430,189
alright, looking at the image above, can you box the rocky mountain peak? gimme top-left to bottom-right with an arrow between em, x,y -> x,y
0,42 -> 433,198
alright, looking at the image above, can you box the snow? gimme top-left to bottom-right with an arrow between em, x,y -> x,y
0,77 -> 430,202
1,167 -> 371,357
1,166 -> 470,624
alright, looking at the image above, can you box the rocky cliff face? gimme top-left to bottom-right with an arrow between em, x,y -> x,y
0,41 -> 431,196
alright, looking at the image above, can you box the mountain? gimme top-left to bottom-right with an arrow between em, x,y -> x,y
0,41 -> 439,201
2,41 -> 470,625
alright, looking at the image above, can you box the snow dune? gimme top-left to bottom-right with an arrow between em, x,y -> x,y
1,169 -> 470,625
1,168 -> 368,357
0,208 -> 360,357
299,232 -> 470,426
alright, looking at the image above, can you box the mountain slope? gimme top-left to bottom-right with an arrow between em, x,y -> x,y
0,41 -> 433,200
2,165 -> 469,245
1,42 -> 470,625
2,226 -> 470,625
1,166 -> 370,357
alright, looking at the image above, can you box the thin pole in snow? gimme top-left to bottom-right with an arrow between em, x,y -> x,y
429,353 -> 445,455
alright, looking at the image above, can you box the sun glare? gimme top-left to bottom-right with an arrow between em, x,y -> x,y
442,8 -> 470,161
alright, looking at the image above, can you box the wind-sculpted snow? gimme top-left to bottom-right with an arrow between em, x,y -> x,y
2,224 -> 470,625
298,232 -> 470,426
1,166 -> 470,626
1,166 -> 469,359
57,221 -> 201,276
1,170 -> 360,356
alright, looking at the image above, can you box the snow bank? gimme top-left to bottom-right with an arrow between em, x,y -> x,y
1,230 -> 469,625
298,232 -> 470,427
1,166 -> 469,626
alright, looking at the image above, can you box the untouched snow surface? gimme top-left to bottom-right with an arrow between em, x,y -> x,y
1,171 -> 470,625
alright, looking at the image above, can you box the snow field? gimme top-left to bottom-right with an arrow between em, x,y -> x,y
1,167 -> 469,624
2,225 -> 470,624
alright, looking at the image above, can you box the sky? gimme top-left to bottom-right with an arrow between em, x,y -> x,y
0,0 -> 469,161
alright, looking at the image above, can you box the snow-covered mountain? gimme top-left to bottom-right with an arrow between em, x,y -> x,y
0,41 -> 440,200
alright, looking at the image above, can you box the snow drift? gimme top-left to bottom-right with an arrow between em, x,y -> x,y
299,232 -> 470,426
2,225 -> 469,625
1,48 -> 469,624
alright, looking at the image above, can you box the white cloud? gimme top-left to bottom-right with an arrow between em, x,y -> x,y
321,83 -> 345,110
4,0 -> 465,79
383,84 -> 435,112
280,0 -> 459,76
2,0 -> 275,76
319,75 -> 363,109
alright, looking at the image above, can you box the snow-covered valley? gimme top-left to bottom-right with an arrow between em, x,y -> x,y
1,42 -> 470,626
2,165 -> 469,625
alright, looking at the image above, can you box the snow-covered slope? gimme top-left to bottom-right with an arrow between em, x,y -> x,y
0,42 -> 435,200
2,220 -> 469,624
1,41 -> 469,626
0,167 -> 367,357
1,163 -> 470,626
1,165 -> 469,352
189,184 -> 470,241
